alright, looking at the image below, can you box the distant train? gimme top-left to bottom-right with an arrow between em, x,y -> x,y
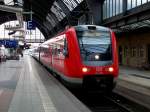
32,25 -> 119,91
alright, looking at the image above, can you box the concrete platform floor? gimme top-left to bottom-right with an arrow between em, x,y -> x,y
114,66 -> 150,110
0,56 -> 91,112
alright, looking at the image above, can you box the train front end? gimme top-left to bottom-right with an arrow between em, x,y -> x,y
75,25 -> 119,91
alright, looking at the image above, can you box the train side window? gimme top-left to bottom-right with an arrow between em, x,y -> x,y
63,38 -> 69,57
52,44 -> 57,55
55,38 -> 64,56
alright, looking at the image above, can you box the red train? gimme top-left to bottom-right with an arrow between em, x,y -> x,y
33,25 -> 119,91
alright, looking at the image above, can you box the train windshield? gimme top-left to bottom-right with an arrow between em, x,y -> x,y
76,30 -> 112,66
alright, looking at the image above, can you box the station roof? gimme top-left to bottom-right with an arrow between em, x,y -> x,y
0,0 -> 89,40
114,19 -> 150,34
1,0 -> 150,39
23,0 -> 89,39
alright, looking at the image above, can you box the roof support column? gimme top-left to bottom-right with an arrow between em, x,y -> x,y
85,0 -> 105,25
123,0 -> 127,15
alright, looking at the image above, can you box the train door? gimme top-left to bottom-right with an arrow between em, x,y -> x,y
52,43 -> 57,69
119,46 -> 122,65
148,44 -> 150,64
49,45 -> 53,66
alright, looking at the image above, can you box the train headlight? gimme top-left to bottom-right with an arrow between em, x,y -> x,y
95,55 -> 99,60
82,67 -> 88,73
108,67 -> 114,72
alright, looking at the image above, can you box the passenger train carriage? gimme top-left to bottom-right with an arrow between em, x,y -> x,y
33,25 -> 119,91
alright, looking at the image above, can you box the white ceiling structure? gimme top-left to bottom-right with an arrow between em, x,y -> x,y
0,21 -> 45,42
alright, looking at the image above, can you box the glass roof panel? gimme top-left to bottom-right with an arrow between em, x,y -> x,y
4,0 -> 23,6
16,0 -> 23,6
0,21 -> 45,42
46,14 -> 57,27
62,0 -> 78,11
4,0 -> 14,5
75,0 -> 84,4
51,1 -> 66,21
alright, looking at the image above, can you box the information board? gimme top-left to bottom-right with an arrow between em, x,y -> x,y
0,40 -> 18,48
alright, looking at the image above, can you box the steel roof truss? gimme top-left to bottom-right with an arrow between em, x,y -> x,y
46,13 -> 57,27
51,1 -> 66,21
76,0 -> 84,4
62,0 -> 78,11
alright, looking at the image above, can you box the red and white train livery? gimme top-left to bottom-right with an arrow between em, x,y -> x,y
33,25 -> 119,91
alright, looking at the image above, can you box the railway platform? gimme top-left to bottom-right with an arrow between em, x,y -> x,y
114,66 -> 150,109
0,56 -> 91,112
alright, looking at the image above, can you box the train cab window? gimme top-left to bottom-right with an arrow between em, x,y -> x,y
76,30 -> 112,63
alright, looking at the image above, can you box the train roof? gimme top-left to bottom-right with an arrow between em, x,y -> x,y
41,25 -> 110,46
74,25 -> 110,32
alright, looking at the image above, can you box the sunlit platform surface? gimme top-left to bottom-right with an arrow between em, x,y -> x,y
0,56 -> 90,112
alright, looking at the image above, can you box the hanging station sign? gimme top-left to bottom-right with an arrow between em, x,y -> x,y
0,40 -> 18,48
27,21 -> 36,30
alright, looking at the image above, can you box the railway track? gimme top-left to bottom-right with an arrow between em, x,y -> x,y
70,89 -> 149,112
39,61 -> 149,112
45,68 -> 149,112
102,94 -> 132,112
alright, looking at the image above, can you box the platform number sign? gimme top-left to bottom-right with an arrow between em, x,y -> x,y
27,21 -> 36,30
